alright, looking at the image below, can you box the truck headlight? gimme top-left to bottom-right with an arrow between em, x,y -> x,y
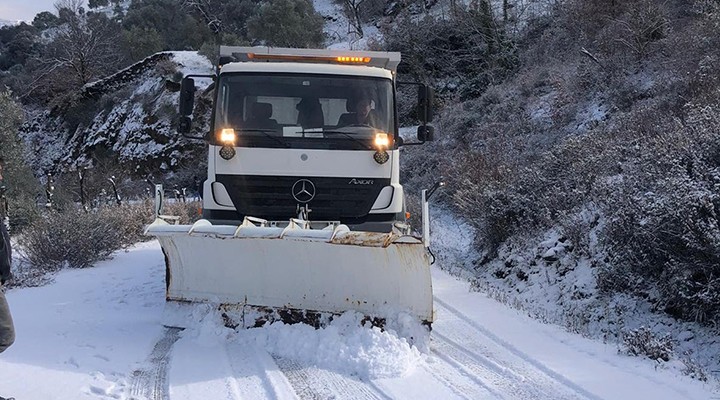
219,128 -> 236,145
374,133 -> 389,148
373,133 -> 390,164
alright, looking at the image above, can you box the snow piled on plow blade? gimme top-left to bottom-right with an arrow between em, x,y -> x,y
145,218 -> 434,325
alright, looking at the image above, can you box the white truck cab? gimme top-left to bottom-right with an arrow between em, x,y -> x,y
178,46 -> 434,233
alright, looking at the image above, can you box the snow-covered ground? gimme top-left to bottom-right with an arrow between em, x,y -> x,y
0,236 -> 717,399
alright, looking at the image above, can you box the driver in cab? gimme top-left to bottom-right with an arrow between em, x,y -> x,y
337,94 -> 379,128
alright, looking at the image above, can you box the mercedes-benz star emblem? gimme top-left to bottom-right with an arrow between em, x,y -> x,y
292,179 -> 316,203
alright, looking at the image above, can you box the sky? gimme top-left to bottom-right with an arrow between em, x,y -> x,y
0,0 -> 87,22
0,1 -> 56,22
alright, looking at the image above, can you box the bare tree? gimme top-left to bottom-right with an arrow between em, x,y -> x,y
53,0 -> 121,85
611,0 -> 668,61
343,0 -> 365,38
24,0 -> 121,100
182,0 -> 222,35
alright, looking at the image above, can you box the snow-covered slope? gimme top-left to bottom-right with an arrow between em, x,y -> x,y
20,51 -> 213,174
313,0 -> 382,50
16,0 -> 377,176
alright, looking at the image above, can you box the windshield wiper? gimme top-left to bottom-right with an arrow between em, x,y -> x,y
321,130 -> 375,150
238,129 -> 291,148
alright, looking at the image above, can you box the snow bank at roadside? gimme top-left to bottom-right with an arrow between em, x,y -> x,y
430,207 -> 720,384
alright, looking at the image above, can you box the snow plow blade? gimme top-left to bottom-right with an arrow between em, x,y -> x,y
145,218 -> 434,326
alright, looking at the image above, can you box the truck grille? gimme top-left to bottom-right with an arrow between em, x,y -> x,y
215,175 -> 390,220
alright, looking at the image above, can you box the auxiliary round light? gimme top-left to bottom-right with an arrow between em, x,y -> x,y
373,150 -> 389,164
219,145 -> 236,160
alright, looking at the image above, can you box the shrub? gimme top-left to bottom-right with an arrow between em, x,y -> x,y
0,91 -> 42,232
19,207 -> 126,271
19,198 -> 201,275
444,80 -> 720,326
111,200 -> 157,246
622,326 -> 674,362
603,0 -> 669,62
382,5 -> 517,99
680,353 -> 708,382
598,99 -> 720,325
162,200 -> 202,225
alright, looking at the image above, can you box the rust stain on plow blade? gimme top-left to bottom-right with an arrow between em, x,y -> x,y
218,304 -> 392,329
146,218 -> 434,324
163,301 -> 409,330
330,231 -> 397,247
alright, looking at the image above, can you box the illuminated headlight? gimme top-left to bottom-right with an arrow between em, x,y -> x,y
219,128 -> 236,144
373,150 -> 389,164
219,145 -> 236,160
374,133 -> 390,148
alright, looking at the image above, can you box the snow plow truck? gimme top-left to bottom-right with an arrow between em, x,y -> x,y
145,46 -> 437,328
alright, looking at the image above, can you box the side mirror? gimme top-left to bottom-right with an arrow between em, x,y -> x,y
177,116 -> 192,134
418,85 -> 435,124
417,125 -> 435,142
179,77 -> 196,116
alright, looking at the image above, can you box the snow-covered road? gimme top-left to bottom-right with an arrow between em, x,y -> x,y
0,241 -> 716,399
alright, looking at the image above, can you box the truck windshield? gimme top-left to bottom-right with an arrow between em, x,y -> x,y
213,73 -> 395,150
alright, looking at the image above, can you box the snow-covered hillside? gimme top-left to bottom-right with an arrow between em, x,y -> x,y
467,224 -> 720,383
16,0 -> 376,176
312,0 -> 382,50
20,51 -> 213,175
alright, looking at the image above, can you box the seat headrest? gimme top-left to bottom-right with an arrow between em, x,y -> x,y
251,102 -> 273,119
297,97 -> 321,111
346,98 -> 357,112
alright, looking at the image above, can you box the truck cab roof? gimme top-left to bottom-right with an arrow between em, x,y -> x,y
219,62 -> 394,80
218,46 -> 400,75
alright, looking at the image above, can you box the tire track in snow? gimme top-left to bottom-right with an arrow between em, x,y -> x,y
165,337 -> 258,400
129,327 -> 183,400
426,346 -> 508,400
273,356 -> 390,400
434,298 -> 602,400
224,343 -> 298,400
433,332 -> 577,399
